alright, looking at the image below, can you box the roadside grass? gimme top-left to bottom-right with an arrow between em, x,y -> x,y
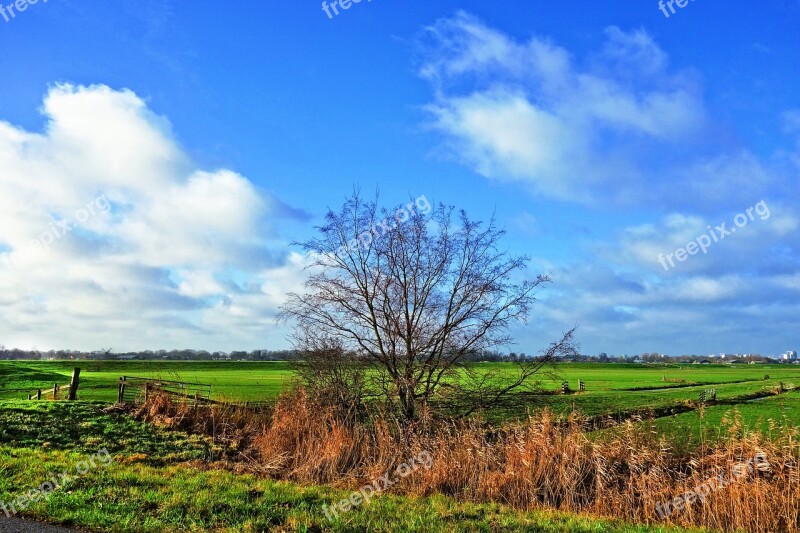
0,400 -> 702,533
0,449 -> 701,533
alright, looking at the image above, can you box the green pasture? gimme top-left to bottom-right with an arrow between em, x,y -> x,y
640,389 -> 800,446
0,360 -> 294,403
0,361 -> 797,429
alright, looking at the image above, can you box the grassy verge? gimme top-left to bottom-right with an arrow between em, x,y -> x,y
0,447 -> 701,532
0,400 -> 701,532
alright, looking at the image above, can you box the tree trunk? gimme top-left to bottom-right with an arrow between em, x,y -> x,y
399,385 -> 416,421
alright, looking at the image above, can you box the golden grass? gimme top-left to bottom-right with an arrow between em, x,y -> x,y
136,389 -> 799,533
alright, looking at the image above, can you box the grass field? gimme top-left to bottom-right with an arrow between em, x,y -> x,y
0,360 -> 295,403
641,389 -> 800,445
0,400 -> 700,532
0,362 -> 797,532
1,360 -> 797,422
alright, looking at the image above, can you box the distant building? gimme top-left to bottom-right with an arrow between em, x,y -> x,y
782,350 -> 798,361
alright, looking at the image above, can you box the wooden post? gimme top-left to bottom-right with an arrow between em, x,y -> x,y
118,380 -> 126,403
67,368 -> 80,401
144,383 -> 149,403
36,389 -> 42,400
28,394 -> 32,400
53,383 -> 58,400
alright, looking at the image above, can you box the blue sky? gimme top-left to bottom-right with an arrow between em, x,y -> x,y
0,0 -> 798,355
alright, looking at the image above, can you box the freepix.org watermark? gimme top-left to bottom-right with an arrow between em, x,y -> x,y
0,0 -> 48,24
321,0 -> 372,20
1,448 -> 113,518
658,0 -> 696,19
655,452 -> 770,519
658,201 -> 770,272
0,194 -> 111,272
335,195 -> 431,258
323,450 -> 433,521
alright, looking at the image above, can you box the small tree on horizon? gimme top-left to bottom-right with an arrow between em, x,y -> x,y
280,192 -> 576,421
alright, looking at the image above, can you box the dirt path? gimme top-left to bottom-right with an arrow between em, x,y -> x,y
0,516 -> 80,532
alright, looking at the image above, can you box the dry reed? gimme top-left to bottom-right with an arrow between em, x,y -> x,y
134,389 -> 799,532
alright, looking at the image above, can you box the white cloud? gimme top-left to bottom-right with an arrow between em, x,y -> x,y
419,14 -> 800,356
0,84 -> 307,351
420,13 -> 709,203
513,198 -> 800,355
421,15 -> 799,219
607,203 -> 798,275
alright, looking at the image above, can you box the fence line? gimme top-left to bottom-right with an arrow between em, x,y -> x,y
117,376 -> 212,406
26,368 -> 80,401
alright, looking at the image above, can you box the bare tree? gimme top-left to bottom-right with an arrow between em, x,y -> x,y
281,192 -> 576,421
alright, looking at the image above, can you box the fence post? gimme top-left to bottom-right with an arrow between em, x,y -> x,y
118,380 -> 126,403
53,383 -> 58,400
68,368 -> 80,401
144,383 -> 149,403
37,389 -> 42,400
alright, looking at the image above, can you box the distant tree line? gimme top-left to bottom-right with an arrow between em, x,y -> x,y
0,346 -> 555,363
0,346 -> 301,361
0,345 -> 783,364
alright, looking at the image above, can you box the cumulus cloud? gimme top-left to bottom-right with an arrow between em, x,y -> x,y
414,14 -> 800,356
0,84 -> 308,350
418,12 -> 797,212
606,203 -> 799,276
514,199 -> 800,355
518,256 -> 800,355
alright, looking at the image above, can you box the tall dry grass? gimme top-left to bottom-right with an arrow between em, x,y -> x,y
136,389 -> 799,532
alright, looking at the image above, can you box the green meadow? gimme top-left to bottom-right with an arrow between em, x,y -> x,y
1,360 -> 797,438
0,361 -> 797,531
1,360 -> 798,420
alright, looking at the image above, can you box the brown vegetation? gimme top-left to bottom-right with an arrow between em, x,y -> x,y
134,390 -> 799,533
